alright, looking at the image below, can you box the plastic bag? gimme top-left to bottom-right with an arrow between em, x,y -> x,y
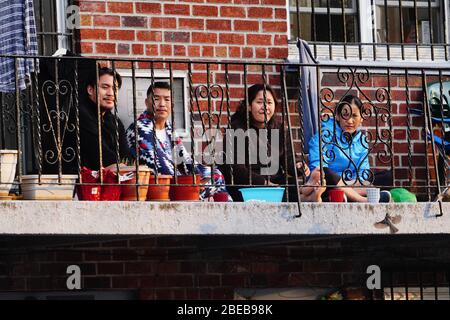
77,167 -> 101,201
100,169 -> 121,201
390,188 -> 417,203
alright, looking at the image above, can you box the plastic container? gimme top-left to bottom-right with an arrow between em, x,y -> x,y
22,175 -> 78,200
239,187 -> 285,203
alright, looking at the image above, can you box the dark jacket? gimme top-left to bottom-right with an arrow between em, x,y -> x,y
220,113 -> 296,201
78,98 -> 130,170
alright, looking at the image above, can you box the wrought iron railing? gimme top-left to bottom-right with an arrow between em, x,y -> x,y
0,55 -> 448,214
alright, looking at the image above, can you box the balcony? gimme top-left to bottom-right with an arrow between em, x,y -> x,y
0,54 -> 449,236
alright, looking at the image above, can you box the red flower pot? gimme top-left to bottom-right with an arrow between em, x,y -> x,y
169,175 -> 201,201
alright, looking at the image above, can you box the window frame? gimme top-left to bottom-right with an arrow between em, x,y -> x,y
287,0 -> 450,61
116,69 -> 191,138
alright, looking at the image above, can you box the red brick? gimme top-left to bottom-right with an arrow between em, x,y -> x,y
122,16 -> 147,28
95,43 -> 116,53
274,34 -> 288,45
215,46 -> 227,57
242,47 -> 253,58
263,21 -> 287,33
219,33 -> 244,45
84,277 -> 111,289
234,0 -> 259,4
135,2 -> 161,14
98,263 -> 124,275
193,5 -> 218,17
220,6 -> 246,18
164,31 -> 190,43
201,46 -> 214,57
108,2 -> 133,13
234,20 -> 259,31
80,28 -> 107,40
192,32 -> 217,44
146,44 -> 159,56
137,31 -> 162,42
174,45 -> 186,56
118,43 -> 130,55
247,34 -> 272,45
164,4 -> 190,15
206,19 -> 232,31
268,47 -> 288,59
275,8 -> 287,19
93,15 -> 120,27
196,275 -> 221,287
255,47 -> 267,59
160,44 -> 173,56
80,1 -> 105,12
129,238 -> 156,247
188,45 -> 201,57
179,18 -> 204,30
80,15 -> 92,27
248,7 -> 273,18
229,46 -> 241,58
151,17 -> 176,28
125,262 -> 154,274
109,30 -> 135,41
262,0 -> 286,5
112,277 -> 139,289
166,275 -> 194,287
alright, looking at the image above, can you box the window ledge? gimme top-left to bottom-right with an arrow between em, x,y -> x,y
288,43 -> 449,64
0,201 -> 448,235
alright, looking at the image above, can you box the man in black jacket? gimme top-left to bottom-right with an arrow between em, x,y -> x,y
79,67 -> 130,170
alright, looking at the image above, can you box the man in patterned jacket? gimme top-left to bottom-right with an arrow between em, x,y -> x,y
126,81 -> 229,201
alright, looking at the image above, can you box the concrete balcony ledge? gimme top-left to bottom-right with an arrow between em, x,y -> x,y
0,201 -> 448,235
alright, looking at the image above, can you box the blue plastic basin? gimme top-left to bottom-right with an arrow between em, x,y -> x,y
239,187 -> 285,203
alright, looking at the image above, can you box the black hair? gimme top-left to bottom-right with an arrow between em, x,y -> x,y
336,94 -> 363,117
231,83 -> 279,129
146,81 -> 171,97
85,66 -> 122,90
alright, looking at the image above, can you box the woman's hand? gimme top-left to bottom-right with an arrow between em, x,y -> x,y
296,162 -> 310,176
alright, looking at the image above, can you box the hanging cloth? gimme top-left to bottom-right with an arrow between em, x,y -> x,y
297,38 -> 319,153
0,0 -> 39,93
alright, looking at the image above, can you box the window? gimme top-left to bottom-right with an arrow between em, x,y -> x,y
117,70 -> 189,134
34,0 -> 74,55
288,0 -> 450,61
290,0 -> 360,42
375,0 -> 443,44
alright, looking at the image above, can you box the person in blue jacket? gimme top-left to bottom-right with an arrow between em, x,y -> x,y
308,94 -> 391,202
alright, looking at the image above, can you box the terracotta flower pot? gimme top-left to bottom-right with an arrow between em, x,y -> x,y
146,174 -> 172,201
0,150 -> 18,198
119,166 -> 151,201
170,175 -> 201,201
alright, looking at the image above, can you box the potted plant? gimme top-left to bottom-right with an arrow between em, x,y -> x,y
118,162 -> 151,201
0,150 -> 18,199
147,174 -> 172,201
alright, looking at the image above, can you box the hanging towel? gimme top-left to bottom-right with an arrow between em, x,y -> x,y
0,0 -> 39,93
297,38 -> 319,153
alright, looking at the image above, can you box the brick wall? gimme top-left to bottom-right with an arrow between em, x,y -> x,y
78,0 -> 289,61
1,235 -> 449,299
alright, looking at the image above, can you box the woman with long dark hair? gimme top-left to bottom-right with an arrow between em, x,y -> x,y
221,83 -> 325,202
